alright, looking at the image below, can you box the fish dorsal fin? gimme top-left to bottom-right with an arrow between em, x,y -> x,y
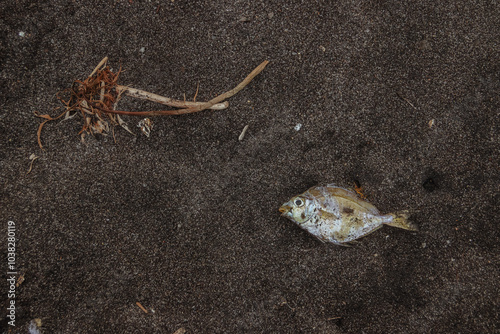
325,186 -> 380,215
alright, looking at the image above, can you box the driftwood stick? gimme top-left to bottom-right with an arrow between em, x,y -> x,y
103,60 -> 269,116
115,85 -> 229,110
192,60 -> 269,112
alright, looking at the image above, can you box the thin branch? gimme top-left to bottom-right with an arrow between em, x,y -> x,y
191,60 -> 269,112
115,85 -> 229,110
396,92 -> 417,110
193,81 -> 200,102
103,60 -> 269,116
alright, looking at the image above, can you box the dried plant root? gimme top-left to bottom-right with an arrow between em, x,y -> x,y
35,109 -> 67,149
100,60 -> 269,116
36,58 -> 269,148
115,85 -> 229,110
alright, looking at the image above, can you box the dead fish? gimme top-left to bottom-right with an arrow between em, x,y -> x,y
279,184 -> 417,245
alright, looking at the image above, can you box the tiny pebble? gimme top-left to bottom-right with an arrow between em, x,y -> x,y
139,47 -> 145,53
19,31 -> 25,37
294,123 -> 302,131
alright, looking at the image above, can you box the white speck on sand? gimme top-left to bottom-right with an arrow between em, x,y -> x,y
294,124 -> 302,131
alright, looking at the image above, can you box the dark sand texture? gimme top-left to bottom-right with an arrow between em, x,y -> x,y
1,1 -> 499,333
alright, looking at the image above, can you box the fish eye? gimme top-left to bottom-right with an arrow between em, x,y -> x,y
294,198 -> 304,207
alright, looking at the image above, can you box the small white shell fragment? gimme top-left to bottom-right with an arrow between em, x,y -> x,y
294,123 -> 302,131
19,31 -> 25,37
139,47 -> 145,53
28,319 -> 42,334
238,124 -> 249,141
138,118 -> 153,137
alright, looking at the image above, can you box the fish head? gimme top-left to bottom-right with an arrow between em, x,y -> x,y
279,195 -> 313,224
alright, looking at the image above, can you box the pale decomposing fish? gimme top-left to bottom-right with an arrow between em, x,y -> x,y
279,184 -> 417,245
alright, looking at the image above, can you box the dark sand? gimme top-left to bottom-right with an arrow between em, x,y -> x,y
1,1 -> 499,333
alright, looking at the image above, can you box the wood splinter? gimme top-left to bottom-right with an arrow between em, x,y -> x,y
136,302 -> 148,314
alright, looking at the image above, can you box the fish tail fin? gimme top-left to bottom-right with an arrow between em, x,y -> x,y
384,210 -> 418,231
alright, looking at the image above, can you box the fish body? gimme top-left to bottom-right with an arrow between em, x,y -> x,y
279,184 -> 417,245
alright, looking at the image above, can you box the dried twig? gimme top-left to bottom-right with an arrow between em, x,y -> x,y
90,56 -> 108,77
100,60 -> 269,116
26,154 -> 39,174
115,85 -> 229,110
136,302 -> 148,313
396,92 -> 417,110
